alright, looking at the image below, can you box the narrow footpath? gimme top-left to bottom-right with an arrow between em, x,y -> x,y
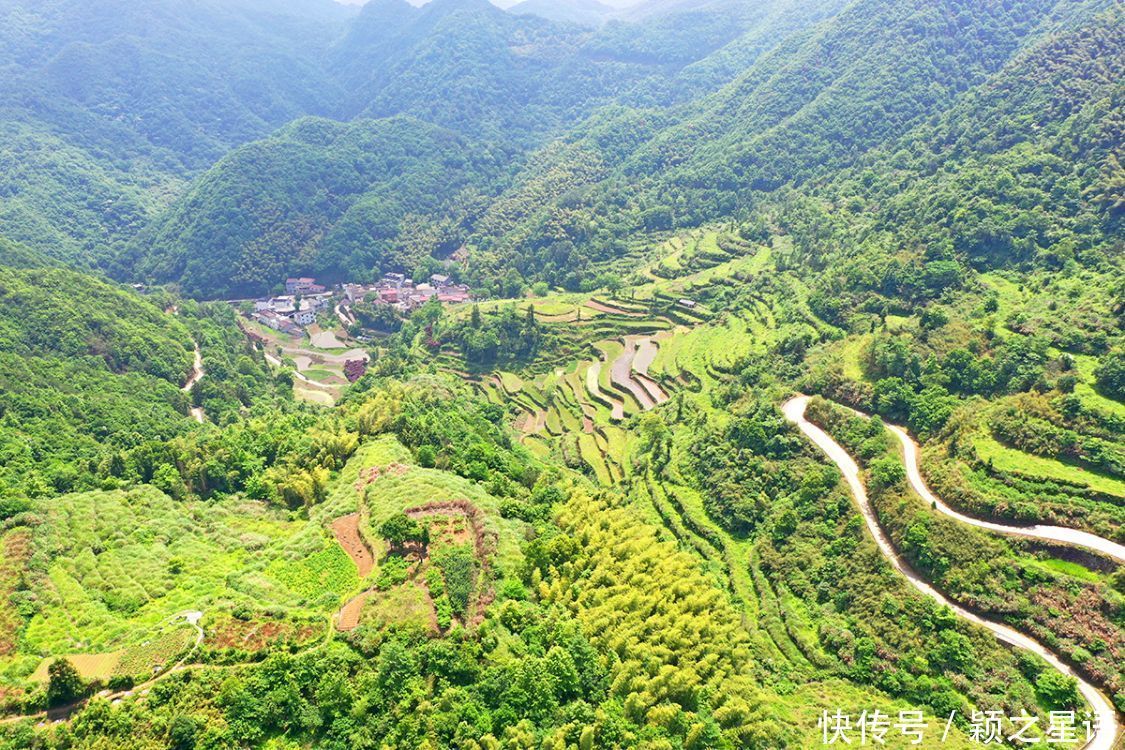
182,344 -> 205,423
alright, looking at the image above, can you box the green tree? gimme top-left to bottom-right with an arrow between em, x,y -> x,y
47,658 -> 85,706
379,514 -> 425,552
1094,350 -> 1125,400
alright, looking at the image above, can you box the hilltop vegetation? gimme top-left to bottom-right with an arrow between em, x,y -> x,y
0,263 -> 282,503
126,117 -> 507,299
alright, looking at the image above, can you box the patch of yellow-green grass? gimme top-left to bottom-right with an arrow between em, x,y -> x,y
649,328 -> 687,379
522,300 -> 577,317
576,361 -> 613,422
1034,558 -> 1101,583
0,528 -> 31,655
884,314 -> 913,333
601,426 -> 630,477
544,405 -> 563,435
556,400 -> 583,432
521,435 -> 551,459
497,371 -> 524,394
30,652 -> 122,683
577,433 -> 612,485
972,430 -> 1125,498
319,435 -> 413,514
294,383 -> 336,406
358,582 -> 434,633
838,334 -> 871,381
23,488 -> 308,656
477,380 -> 505,405
266,543 -> 359,604
634,240 -> 772,300
302,368 -> 339,382
1071,353 -> 1125,419
980,272 -> 1025,303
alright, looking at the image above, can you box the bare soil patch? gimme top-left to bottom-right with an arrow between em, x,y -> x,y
353,463 -> 409,494
336,589 -> 375,631
207,616 -> 319,652
332,513 -> 375,578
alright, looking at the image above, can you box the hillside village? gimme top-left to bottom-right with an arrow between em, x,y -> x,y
249,273 -> 472,335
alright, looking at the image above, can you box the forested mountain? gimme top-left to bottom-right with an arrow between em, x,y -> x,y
92,0 -> 1120,298
124,116 -> 505,297
507,0 -> 614,27
121,0 -> 859,296
1,0 -> 1124,747
0,0 -> 349,265
475,0 -> 1120,280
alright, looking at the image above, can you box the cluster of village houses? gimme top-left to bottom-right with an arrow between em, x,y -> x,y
342,272 -> 471,309
249,274 -> 471,335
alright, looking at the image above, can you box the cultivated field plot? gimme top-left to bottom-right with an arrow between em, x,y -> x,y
0,437 -> 414,697
246,319 -> 368,405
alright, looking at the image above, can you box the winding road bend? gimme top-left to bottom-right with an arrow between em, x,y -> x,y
183,345 -> 205,423
885,423 -> 1125,565
782,395 -> 1120,750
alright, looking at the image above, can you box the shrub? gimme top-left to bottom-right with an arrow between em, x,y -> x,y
47,659 -> 85,706
435,545 -> 478,616
869,456 -> 905,490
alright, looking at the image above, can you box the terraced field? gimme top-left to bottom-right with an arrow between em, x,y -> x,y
245,319 -> 368,405
430,225 -> 1125,747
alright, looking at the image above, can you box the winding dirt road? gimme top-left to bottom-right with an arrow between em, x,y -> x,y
182,345 -> 205,423
886,424 -> 1125,565
783,395 -> 1120,750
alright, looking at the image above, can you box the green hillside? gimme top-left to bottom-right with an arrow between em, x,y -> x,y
127,116 -> 503,298
0,0 -> 1123,747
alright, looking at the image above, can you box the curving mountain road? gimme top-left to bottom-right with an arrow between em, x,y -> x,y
783,395 -> 1120,750
182,345 -> 204,392
182,344 -> 206,423
885,423 -> 1125,565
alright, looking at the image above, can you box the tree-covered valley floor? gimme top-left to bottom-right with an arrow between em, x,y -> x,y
1,220 -> 1122,749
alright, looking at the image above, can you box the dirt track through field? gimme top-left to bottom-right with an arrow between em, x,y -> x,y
585,299 -> 644,317
336,590 -> 374,631
332,513 -> 374,577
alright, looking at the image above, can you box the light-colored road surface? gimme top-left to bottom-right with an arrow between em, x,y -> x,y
783,395 -> 1119,750
182,345 -> 204,392
335,302 -> 354,328
182,345 -> 206,423
886,423 -> 1125,564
